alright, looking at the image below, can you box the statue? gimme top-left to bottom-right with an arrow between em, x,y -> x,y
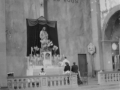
39,27 -> 53,52
40,27 -> 48,40
40,27 -> 49,51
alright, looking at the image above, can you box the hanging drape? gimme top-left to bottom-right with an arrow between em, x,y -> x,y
26,18 -> 59,56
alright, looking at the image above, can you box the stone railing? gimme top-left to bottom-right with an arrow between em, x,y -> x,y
98,71 -> 120,85
7,73 -> 78,90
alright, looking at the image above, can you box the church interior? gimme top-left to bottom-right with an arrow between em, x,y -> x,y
0,0 -> 120,89
5,0 -> 92,77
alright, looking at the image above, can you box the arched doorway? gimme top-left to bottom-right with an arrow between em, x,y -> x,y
103,9 -> 120,71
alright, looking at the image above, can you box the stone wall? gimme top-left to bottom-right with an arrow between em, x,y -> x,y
5,0 -> 92,76
47,0 -> 92,72
5,0 -> 44,76
6,0 -> 26,76
0,0 -> 7,86
100,0 -> 120,71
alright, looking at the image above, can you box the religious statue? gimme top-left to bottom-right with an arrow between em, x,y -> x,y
40,27 -> 49,51
40,27 -> 53,51
26,26 -> 62,76
40,27 -> 48,40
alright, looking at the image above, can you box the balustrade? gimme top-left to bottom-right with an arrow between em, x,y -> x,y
98,71 -> 120,85
7,73 -> 78,90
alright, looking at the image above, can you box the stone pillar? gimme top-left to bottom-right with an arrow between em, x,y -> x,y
103,42 -> 113,71
0,0 -> 7,86
39,0 -> 44,16
118,38 -> 120,55
90,0 -> 104,71
44,0 -> 48,19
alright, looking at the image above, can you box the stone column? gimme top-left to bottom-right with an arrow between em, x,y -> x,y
103,42 -> 112,71
119,38 -> 120,54
90,0 -> 104,71
0,0 -> 7,87
39,0 -> 44,17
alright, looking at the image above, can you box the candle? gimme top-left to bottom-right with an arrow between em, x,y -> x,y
60,48 -> 61,56
31,47 -> 32,54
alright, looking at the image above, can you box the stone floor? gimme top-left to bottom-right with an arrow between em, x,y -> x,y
59,84 -> 120,90
79,83 -> 120,90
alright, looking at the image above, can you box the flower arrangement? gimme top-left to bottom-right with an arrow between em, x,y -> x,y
34,46 -> 39,51
41,40 -> 53,51
47,40 -> 53,47
52,45 -> 58,55
31,46 -> 39,55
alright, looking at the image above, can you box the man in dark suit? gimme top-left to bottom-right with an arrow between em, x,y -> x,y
71,62 -> 83,85
71,62 -> 78,73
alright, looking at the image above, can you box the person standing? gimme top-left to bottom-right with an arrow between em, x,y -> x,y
61,57 -> 70,67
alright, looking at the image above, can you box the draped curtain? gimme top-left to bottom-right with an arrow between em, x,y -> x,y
26,18 -> 59,56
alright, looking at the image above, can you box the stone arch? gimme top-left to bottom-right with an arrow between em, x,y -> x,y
102,5 -> 120,40
102,5 -> 120,71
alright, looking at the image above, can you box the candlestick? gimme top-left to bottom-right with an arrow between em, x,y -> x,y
31,47 -> 32,55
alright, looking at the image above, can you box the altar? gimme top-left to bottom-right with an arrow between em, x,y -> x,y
26,27 -> 64,76
27,66 -> 64,76
26,52 -> 64,76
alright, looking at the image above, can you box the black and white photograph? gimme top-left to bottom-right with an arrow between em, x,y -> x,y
0,0 -> 120,90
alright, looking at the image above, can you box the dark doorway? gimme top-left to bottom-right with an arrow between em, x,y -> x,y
78,54 -> 87,76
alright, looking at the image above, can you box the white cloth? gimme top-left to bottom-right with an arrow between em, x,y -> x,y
63,71 -> 71,74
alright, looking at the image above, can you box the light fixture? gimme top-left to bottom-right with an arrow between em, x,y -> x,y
112,43 -> 117,50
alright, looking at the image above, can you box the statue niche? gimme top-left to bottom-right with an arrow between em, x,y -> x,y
26,18 -> 64,76
39,27 -> 53,67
